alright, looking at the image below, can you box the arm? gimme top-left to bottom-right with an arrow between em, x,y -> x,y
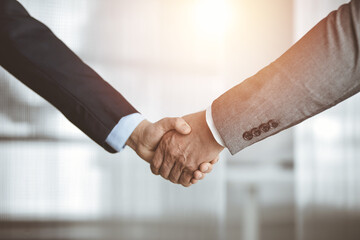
212,0 -> 360,154
0,0 -> 135,152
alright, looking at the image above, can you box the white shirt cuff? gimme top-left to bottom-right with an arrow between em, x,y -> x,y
206,105 -> 225,147
105,113 -> 145,152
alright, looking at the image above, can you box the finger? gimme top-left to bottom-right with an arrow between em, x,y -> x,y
159,151 -> 175,180
193,170 -> 205,180
179,170 -> 193,187
203,164 -> 213,174
199,162 -> 212,173
155,117 -> 191,135
150,146 -> 164,175
193,170 -> 203,180
168,157 -> 185,183
198,171 -> 206,180
210,156 -> 220,165
191,178 -> 198,184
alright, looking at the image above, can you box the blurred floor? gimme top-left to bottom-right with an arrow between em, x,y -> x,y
0,141 -> 295,240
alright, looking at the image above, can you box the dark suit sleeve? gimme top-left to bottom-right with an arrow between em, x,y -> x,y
0,0 -> 138,153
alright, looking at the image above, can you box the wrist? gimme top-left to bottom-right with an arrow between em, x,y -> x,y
126,119 -> 150,151
184,111 -> 224,152
200,111 -> 224,152
205,105 -> 225,147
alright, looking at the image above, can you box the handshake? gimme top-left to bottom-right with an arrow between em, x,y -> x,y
126,111 -> 224,187
3,0 -> 356,190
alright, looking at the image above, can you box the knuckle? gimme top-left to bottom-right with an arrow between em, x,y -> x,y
178,156 -> 186,165
183,160 -> 196,171
153,158 -> 162,169
159,168 -> 168,179
160,173 -> 167,179
168,171 -> 175,180
180,174 -> 190,186
169,175 -> 176,183
185,171 -> 193,181
151,160 -> 159,169
150,165 -> 158,175
162,117 -> 171,123
177,158 -> 187,173
186,165 -> 197,173
169,149 -> 178,158
162,158 -> 172,169
179,176 -> 186,185
175,117 -> 182,125
178,164 -> 186,174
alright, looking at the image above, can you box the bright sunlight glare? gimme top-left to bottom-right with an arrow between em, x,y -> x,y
193,0 -> 233,36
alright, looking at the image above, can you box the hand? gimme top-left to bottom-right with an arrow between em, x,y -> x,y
126,117 -> 215,182
150,111 -> 224,187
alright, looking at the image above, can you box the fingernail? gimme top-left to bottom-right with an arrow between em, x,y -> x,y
182,123 -> 190,131
203,166 -> 208,171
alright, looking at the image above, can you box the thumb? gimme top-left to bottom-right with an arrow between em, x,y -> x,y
155,117 -> 191,135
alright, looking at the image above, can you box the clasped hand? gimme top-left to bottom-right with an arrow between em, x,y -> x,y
127,111 -> 224,187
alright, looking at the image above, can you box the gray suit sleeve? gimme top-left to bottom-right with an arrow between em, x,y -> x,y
212,0 -> 360,155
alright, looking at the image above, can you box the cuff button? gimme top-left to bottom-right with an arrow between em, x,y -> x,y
251,128 -> 261,137
243,131 -> 253,141
268,120 -> 279,128
259,123 -> 270,132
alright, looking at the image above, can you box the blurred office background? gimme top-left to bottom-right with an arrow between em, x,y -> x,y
0,0 -> 359,239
